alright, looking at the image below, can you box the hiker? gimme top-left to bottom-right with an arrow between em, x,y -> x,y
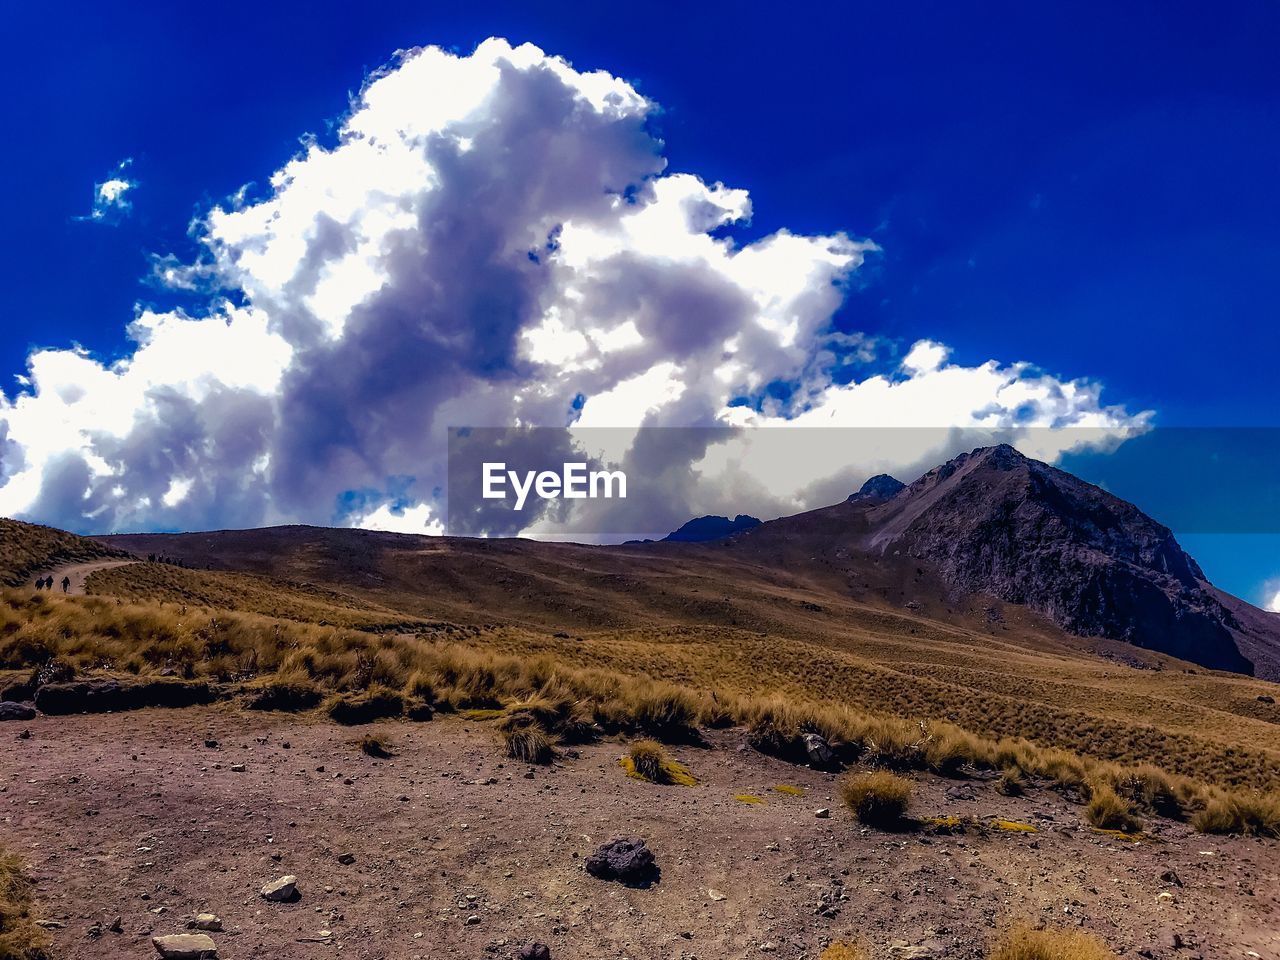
61,576 -> 70,593
33,577 -> 43,590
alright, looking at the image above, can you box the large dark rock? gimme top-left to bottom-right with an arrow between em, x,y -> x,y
35,678 -> 217,715
867,444 -> 1251,673
584,836 -> 657,884
0,701 -> 36,721
518,943 -> 551,960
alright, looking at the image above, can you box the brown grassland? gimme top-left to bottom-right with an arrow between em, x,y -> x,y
2,583 -> 1278,837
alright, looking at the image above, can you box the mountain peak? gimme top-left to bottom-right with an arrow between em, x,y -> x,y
866,445 -> 1248,672
848,474 -> 906,502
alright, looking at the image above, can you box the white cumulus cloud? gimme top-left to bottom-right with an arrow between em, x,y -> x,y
0,38 -> 1148,537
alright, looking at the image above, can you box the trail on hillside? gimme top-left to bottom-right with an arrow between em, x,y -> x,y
30,559 -> 137,595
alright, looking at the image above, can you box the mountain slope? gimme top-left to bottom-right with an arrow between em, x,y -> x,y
0,518 -> 132,587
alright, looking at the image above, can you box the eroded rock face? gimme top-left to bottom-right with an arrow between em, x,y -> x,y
867,444 -> 1250,673
584,836 -> 656,883
152,933 -> 218,959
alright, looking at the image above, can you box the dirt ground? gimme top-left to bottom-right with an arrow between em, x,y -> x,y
2,706 -> 1278,960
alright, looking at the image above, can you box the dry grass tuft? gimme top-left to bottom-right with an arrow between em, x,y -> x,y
1084,782 -> 1143,833
989,924 -> 1115,960
0,849 -> 50,960
840,770 -> 913,828
358,734 -> 394,758
1191,789 -> 1280,837
818,943 -> 869,960
627,739 -> 668,782
622,739 -> 695,786
504,725 -> 556,765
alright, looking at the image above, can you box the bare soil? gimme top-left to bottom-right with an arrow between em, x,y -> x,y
3,707 -> 1278,960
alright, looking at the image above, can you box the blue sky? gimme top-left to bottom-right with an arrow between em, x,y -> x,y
0,1 -> 1277,602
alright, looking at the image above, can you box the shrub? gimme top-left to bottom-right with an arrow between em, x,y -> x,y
819,944 -> 868,960
989,924 -> 1114,960
504,725 -> 556,765
840,770 -> 913,828
327,685 -> 404,725
0,850 -> 50,960
1084,782 -> 1143,833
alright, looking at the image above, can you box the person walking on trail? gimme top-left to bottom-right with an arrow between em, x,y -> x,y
61,576 -> 70,593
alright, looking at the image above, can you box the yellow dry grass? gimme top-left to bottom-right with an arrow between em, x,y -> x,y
0,849 -> 49,960
0,585 -> 1277,836
989,924 -> 1115,960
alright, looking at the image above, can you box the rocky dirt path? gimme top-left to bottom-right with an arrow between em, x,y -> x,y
28,559 -> 136,594
2,708 -> 1278,959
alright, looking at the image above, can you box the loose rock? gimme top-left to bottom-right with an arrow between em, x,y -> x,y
0,701 -> 36,722
585,836 -> 657,884
152,933 -> 218,959
260,875 -> 298,902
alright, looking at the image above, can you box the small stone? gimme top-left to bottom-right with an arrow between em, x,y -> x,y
519,943 -> 551,960
337,853 -> 356,865
465,914 -> 480,925
814,808 -> 831,818
230,764 -> 246,773
152,933 -> 218,959
191,914 -> 222,932
260,875 -> 298,902
708,889 -> 727,901
204,739 -> 218,749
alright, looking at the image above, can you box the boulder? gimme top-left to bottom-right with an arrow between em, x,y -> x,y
584,837 -> 656,884
152,933 -> 218,959
801,732 -> 834,766
260,875 -> 298,902
189,914 -> 222,932
0,701 -> 36,722
519,943 -> 552,960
